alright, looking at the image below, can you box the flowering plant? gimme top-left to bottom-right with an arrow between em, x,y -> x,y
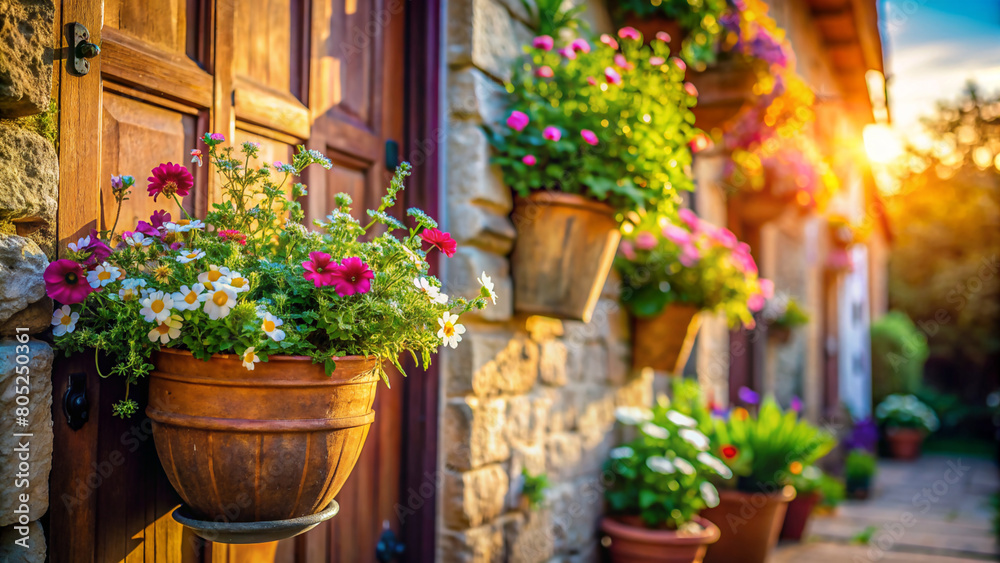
615,208 -> 769,326
613,0 -> 729,68
488,27 -> 700,214
606,402 -> 733,529
47,136 -> 494,416
761,294 -> 810,330
875,394 -> 940,432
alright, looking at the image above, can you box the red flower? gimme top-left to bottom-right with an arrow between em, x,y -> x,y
147,162 -> 194,202
330,257 -> 374,297
44,259 -> 93,304
720,445 -> 739,460
302,251 -> 337,288
420,228 -> 457,257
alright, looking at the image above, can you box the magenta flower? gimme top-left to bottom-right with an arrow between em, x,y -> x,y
522,155 -> 537,166
748,293 -> 766,312
604,67 -> 622,85
689,133 -> 711,153
147,162 -> 194,202
599,34 -> 619,50
570,39 -> 591,53
580,130 -> 598,146
618,26 -> 640,41
587,76 -> 598,86
209,133 -> 225,142
662,224 -> 690,245
218,229 -> 248,245
759,278 -> 775,300
672,58 -> 686,72
532,35 -> 554,51
302,251 -> 338,288
330,257 -> 374,297
650,56 -> 665,66
684,82 -> 699,97
738,386 -> 761,405
790,396 -> 802,412
620,240 -> 636,261
133,221 -> 159,237
83,230 -> 112,265
656,31 -> 672,43
614,54 -> 633,70
679,244 -> 700,267
542,126 -> 562,142
507,110 -> 529,132
150,209 -> 171,230
420,228 -> 457,257
678,209 -> 700,231
709,227 -> 738,249
559,47 -> 577,60
535,66 -> 554,78
44,260 -> 93,304
636,231 -> 657,250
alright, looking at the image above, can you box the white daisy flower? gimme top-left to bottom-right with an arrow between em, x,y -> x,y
118,278 -> 148,301
147,314 -> 183,344
414,277 -> 447,304
67,235 -> 91,252
260,313 -> 286,342
198,265 -> 231,290
165,219 -> 203,233
123,232 -> 153,249
199,284 -> 238,320
609,446 -> 634,460
478,271 -> 497,305
641,422 -> 670,440
437,312 -> 466,348
171,284 -> 206,311
646,456 -> 676,474
87,262 -> 121,288
673,457 -> 695,475
679,428 -> 710,451
225,270 -> 250,293
140,291 -> 175,323
176,249 -> 206,264
666,410 -> 698,428
700,481 -> 720,508
241,346 -> 261,370
614,406 -> 653,425
51,305 -> 78,336
186,219 -> 206,230
697,452 -> 733,479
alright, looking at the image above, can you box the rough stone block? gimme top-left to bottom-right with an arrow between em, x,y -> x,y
506,443 -> 546,509
447,204 -> 515,256
445,247 -> 513,321
0,127 -> 58,252
447,329 -> 539,397
0,297 -> 50,336
448,0 -> 531,80
0,338 -> 53,526
444,397 -> 510,471
443,464 -> 510,529
545,433 -> 582,481
504,392 -> 548,446
449,67 -> 508,125
579,342 -> 608,385
440,519 -> 507,563
0,235 -> 47,326
538,340 -> 568,387
0,0 -> 54,117
0,520 -> 46,561
506,509 -> 556,563
548,479 -> 604,553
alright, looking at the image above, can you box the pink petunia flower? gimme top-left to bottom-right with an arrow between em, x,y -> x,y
587,76 -> 598,86
83,230 -> 112,265
302,251 -> 338,288
542,126 -> 562,142
656,31 -> 672,43
620,240 -> 636,261
536,66 -> 554,78
679,244 -> 701,267
533,35 -> 554,51
133,221 -> 159,238
570,38 -> 591,53
150,209 -> 171,230
662,224 -> 691,245
507,110 -> 530,132
599,34 -> 619,50
330,256 -> 375,297
684,82 -> 699,97
147,162 -> 194,202
636,231 -> 657,250
650,56 -> 665,66
618,26 -> 640,41
605,67 -> 622,85
559,47 -> 577,60
44,260 -> 93,304
580,130 -> 598,146
522,155 -> 537,166
420,228 -> 457,257
218,229 -> 248,245
759,278 -> 775,300
672,58 -> 687,72
678,209 -> 700,231
748,294 -> 766,312
709,227 -> 738,249
614,54 -> 633,70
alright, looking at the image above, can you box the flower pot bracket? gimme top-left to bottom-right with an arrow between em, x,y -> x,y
172,500 -> 340,544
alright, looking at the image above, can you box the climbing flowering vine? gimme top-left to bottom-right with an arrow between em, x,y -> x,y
46,135 -> 493,417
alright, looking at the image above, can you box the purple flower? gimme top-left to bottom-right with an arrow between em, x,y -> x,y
150,209 -> 171,230
790,396 -> 802,412
843,417 -> 879,453
133,221 -> 159,237
738,386 -> 760,405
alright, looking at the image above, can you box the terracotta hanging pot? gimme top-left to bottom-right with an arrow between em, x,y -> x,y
701,486 -> 795,563
886,427 -> 925,460
511,192 -> 620,322
632,304 -> 702,373
779,490 -> 820,541
600,516 -> 720,563
147,349 -> 380,522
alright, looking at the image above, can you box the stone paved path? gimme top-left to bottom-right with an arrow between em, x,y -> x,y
772,455 -> 998,562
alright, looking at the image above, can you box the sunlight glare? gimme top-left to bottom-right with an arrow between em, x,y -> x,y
863,124 -> 904,164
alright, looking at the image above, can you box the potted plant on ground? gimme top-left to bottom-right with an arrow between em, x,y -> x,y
762,294 -> 809,344
490,27 -> 699,321
845,449 -> 877,499
876,394 -> 940,460
779,465 -> 826,541
813,473 -> 846,516
46,138 -> 494,529
602,401 -> 733,563
700,397 -> 836,563
616,209 -> 770,373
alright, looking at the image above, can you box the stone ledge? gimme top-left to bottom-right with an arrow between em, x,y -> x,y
0,126 -> 59,254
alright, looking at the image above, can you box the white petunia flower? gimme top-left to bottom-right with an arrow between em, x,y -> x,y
147,314 -> 183,344
123,232 -> 152,249
666,410 -> 698,428
199,284 -> 238,320
646,456 -> 675,474
226,271 -> 250,293
614,406 -> 653,425
87,262 -> 121,288
67,235 -> 91,252
51,305 -> 79,336
437,312 -> 466,348
478,272 -> 497,305
641,422 -> 670,440
241,346 -> 261,370
140,291 -> 175,323
679,428 -> 710,451
414,277 -> 448,304
171,284 -> 206,311
118,278 -> 148,301
673,457 -> 695,475
697,452 -> 733,479
609,446 -> 634,460
198,265 -> 231,290
700,481 -> 720,508
176,249 -> 206,264
260,313 -> 286,342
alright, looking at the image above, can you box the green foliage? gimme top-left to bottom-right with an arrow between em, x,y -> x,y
875,394 -> 939,432
8,99 -> 59,148
844,449 -> 877,480
615,210 -> 763,325
769,296 -> 810,330
711,397 -> 836,492
521,0 -> 587,38
787,464 -> 824,494
613,0 -> 728,68
851,525 -> 878,545
870,311 -> 928,406
521,470 -> 550,510
606,400 -> 732,529
816,474 -> 846,509
488,30 -> 699,214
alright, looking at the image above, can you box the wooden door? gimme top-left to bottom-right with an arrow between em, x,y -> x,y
51,1 -> 418,561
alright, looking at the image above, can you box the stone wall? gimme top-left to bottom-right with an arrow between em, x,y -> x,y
0,1 -> 56,562
440,0 -> 652,560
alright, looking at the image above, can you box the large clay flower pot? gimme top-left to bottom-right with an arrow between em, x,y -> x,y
779,490 -> 820,541
511,192 -> 620,322
886,427 -> 925,460
632,305 -> 702,373
601,516 -> 720,563
147,349 -> 380,522
701,486 -> 795,563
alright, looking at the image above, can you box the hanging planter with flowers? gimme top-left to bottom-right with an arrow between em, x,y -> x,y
616,208 -> 770,372
612,0 -> 729,71
45,137 -> 495,538
489,27 -> 701,321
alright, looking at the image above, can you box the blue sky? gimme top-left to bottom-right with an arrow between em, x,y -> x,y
882,0 -> 1000,130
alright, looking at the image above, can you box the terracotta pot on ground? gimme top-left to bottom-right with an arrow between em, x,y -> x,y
700,486 -> 796,563
511,192 -> 620,322
886,427 -> 925,460
779,490 -> 820,541
601,516 -> 720,563
147,349 -> 380,522
632,305 -> 702,373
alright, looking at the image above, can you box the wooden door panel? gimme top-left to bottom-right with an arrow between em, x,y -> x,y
103,0 -> 196,57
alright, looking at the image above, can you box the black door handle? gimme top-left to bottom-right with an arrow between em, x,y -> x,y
64,372 -> 89,430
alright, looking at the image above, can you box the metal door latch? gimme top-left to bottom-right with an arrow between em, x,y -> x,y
68,23 -> 100,76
